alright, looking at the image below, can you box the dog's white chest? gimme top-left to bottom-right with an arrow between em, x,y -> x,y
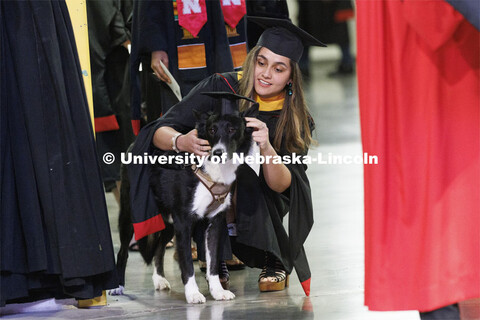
190,160 -> 237,218
191,184 -> 232,218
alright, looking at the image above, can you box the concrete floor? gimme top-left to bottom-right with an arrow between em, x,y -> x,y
2,61 -> 421,319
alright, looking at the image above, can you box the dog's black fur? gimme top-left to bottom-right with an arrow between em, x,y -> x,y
110,104 -> 259,303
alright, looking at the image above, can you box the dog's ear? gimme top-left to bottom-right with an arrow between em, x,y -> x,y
240,102 -> 260,119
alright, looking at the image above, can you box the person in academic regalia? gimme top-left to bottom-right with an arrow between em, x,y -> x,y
86,0 -> 135,201
128,17 -> 325,295
357,0 -> 479,318
0,0 -> 118,307
130,0 -> 248,131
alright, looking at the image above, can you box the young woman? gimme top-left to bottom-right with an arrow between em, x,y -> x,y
129,17 -> 325,295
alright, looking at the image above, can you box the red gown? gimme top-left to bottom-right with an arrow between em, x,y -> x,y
357,0 -> 480,311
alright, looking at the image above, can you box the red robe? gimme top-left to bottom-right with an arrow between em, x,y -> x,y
357,0 -> 480,312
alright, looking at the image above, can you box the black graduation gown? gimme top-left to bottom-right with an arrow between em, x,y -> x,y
0,0 -> 118,306
129,73 -> 314,294
130,0 -> 246,126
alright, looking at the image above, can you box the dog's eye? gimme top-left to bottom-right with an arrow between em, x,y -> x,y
229,127 -> 236,134
209,127 -> 217,135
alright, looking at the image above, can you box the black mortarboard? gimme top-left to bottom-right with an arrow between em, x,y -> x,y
201,92 -> 256,115
248,16 -> 326,63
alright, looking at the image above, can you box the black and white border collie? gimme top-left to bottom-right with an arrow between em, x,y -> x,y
111,97 -> 259,304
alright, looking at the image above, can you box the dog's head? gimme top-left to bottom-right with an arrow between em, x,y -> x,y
194,92 -> 259,160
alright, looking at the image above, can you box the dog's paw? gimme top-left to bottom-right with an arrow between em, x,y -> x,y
185,290 -> 206,304
152,273 -> 171,291
108,285 -> 125,296
210,288 -> 235,301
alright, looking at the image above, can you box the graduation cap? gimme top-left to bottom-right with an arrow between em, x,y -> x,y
248,16 -> 326,63
201,92 -> 257,115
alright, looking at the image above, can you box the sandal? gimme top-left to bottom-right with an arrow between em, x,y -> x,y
225,254 -> 245,270
258,252 -> 289,292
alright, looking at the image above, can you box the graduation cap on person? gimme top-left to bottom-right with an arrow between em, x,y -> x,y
248,16 -> 327,63
201,92 -> 259,116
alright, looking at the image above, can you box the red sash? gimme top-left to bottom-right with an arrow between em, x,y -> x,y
177,0 -> 207,37
177,0 -> 245,37
220,0 -> 246,29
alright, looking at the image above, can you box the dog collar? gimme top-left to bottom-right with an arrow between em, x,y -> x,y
191,164 -> 232,212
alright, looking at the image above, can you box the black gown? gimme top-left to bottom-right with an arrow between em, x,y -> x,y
87,0 -> 135,189
1,0 -> 118,306
129,73 -> 314,294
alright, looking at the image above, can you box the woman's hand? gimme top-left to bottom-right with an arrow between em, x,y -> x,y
151,50 -> 171,84
245,117 -> 272,152
176,129 -> 211,157
245,117 -> 291,192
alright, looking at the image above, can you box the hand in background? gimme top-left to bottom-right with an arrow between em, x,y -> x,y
151,50 -> 171,83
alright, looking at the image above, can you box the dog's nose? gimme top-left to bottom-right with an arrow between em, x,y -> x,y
212,149 -> 224,157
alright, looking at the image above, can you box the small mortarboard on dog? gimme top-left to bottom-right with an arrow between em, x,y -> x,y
201,92 -> 258,116
248,16 -> 327,63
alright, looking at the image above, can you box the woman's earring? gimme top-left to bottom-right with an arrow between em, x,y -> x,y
287,83 -> 293,96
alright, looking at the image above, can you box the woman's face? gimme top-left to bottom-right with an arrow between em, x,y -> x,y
253,47 -> 292,99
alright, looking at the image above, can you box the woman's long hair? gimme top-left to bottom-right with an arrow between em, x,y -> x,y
238,46 -> 314,154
